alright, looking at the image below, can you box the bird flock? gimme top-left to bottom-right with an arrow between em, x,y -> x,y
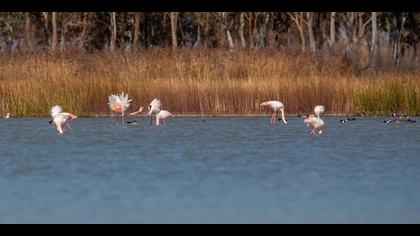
1,93 -> 417,135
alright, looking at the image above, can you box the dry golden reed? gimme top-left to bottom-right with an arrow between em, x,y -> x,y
0,49 -> 419,117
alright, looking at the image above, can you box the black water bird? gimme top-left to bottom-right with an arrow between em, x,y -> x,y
384,116 -> 416,124
126,120 -> 139,125
340,117 -> 356,123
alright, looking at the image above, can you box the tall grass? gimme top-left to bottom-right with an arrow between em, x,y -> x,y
0,49 -> 419,117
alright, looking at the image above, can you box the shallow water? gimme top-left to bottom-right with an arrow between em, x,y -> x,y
0,117 -> 419,223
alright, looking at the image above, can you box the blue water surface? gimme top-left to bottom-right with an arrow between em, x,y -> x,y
0,117 -> 419,223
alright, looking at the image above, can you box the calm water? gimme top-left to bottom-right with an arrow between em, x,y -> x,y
0,117 -> 419,223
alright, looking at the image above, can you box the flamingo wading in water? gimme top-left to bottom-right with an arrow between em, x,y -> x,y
261,101 -> 287,125
156,110 -> 175,126
304,115 -> 325,135
50,105 -> 77,134
314,105 -> 325,118
147,98 -> 162,125
108,92 -> 132,127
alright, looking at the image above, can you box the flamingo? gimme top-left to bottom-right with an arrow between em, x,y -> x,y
314,105 -> 325,118
156,110 -> 175,126
50,105 -> 77,134
4,113 -> 10,119
261,101 -> 287,125
147,98 -> 162,125
304,115 -> 325,135
108,92 -> 132,127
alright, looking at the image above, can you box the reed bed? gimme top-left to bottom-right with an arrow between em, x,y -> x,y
0,49 -> 419,117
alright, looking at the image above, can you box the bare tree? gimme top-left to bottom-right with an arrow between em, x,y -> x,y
59,13 -> 72,51
170,12 -> 178,48
392,13 -> 408,67
24,12 -> 33,51
51,12 -> 57,51
306,12 -> 316,53
133,12 -> 141,50
239,12 -> 246,47
370,12 -> 378,70
287,12 -> 306,52
79,13 -> 88,50
330,12 -> 336,50
258,12 -> 270,48
110,12 -> 117,52
219,12 -> 234,49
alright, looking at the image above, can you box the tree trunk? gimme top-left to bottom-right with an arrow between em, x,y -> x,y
370,12 -> 378,70
288,13 -> 306,53
110,12 -> 117,52
239,12 -> 246,47
119,13 -> 128,50
133,12 -> 140,50
392,15 -> 401,67
25,12 -> 33,51
60,19 -> 67,51
330,12 -> 336,50
194,25 -> 202,48
203,12 -> 210,48
306,12 -> 316,53
392,13 -> 408,67
220,12 -> 234,49
170,12 -> 178,48
226,28 -> 234,49
42,12 -> 49,40
51,12 -> 57,52
258,12 -> 270,48
79,13 -> 88,50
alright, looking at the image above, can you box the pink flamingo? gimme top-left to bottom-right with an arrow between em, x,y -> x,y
147,98 -> 162,125
108,92 -> 132,127
304,115 -> 325,135
50,105 -> 78,134
314,105 -> 325,118
261,101 -> 287,125
156,110 -> 174,126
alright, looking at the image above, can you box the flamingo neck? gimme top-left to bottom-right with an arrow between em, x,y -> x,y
156,116 -> 160,126
280,108 -> 287,124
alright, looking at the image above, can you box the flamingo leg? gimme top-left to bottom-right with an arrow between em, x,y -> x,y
116,116 -> 120,127
66,123 -> 72,131
271,112 -> 276,125
122,114 -> 125,127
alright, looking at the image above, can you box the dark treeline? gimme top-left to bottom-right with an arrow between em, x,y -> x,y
0,12 -> 419,70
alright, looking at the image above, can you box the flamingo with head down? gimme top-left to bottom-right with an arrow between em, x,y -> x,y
50,105 -> 77,134
304,115 -> 325,135
304,105 -> 326,135
261,101 -> 287,125
156,110 -> 175,126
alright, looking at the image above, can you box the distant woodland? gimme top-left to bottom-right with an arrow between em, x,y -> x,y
0,12 -> 419,70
